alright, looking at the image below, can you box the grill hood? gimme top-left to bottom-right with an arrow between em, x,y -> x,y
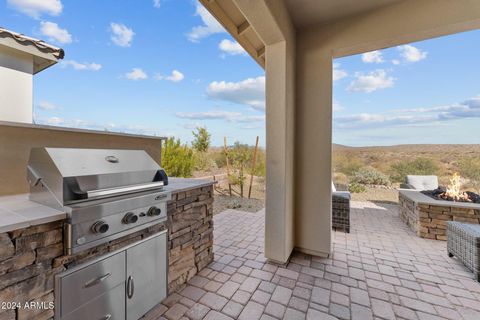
27,148 -> 168,209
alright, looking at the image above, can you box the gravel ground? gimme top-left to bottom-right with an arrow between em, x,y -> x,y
205,171 -> 399,213
211,175 -> 265,215
213,195 -> 264,215
350,187 -> 399,204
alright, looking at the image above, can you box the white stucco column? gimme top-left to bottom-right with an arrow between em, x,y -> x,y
264,40 -> 295,263
294,42 -> 332,257
233,0 -> 296,263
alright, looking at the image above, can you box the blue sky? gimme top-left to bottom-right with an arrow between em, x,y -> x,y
334,31 -> 480,146
1,0 -> 479,147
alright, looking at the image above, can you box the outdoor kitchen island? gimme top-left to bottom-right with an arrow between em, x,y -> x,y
0,178 -> 214,320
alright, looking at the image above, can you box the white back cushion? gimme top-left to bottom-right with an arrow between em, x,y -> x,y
406,175 -> 438,191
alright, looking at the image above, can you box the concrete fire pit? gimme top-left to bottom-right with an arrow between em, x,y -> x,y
399,189 -> 480,240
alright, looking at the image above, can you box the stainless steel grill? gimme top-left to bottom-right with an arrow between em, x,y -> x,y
27,147 -> 171,254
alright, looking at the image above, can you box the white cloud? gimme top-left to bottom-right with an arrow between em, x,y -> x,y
392,59 -> 400,65
333,100 -> 344,112
362,50 -> 384,63
39,21 -> 71,44
61,60 -> 102,71
156,70 -> 184,82
347,69 -> 394,93
125,68 -> 148,81
187,3 -> 225,42
333,63 -> 348,81
46,116 -> 63,125
7,0 -> 62,18
398,44 -> 427,62
334,95 -> 480,130
219,39 -> 246,56
176,110 -> 265,123
153,0 -> 160,8
37,101 -> 59,110
110,23 -> 135,47
207,76 -> 265,111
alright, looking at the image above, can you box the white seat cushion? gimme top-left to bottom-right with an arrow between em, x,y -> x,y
406,175 -> 438,191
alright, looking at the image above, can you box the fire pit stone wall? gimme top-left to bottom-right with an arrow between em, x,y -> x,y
399,189 -> 480,240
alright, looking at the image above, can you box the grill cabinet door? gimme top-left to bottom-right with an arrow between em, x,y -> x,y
126,230 -> 167,320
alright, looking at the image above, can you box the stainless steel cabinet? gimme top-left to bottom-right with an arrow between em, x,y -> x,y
55,230 -> 167,320
126,232 -> 167,320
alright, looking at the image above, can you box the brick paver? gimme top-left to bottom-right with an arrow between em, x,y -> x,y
145,204 -> 480,320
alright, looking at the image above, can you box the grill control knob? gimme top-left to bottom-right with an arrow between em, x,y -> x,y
92,221 -> 109,234
123,212 -> 138,224
147,206 -> 161,216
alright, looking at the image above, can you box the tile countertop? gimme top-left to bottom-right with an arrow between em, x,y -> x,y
0,178 -> 215,234
0,194 -> 66,233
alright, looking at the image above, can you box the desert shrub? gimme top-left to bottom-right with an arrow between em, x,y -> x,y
191,127 -> 211,152
333,154 -> 363,177
348,182 -> 367,193
216,144 -> 265,177
212,150 -> 227,168
228,143 -> 251,195
390,158 -> 439,182
193,151 -> 217,171
459,157 -> 480,192
161,137 -> 195,177
352,167 -> 390,186
251,148 -> 266,177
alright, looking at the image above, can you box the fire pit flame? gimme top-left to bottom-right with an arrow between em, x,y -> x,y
442,173 -> 471,202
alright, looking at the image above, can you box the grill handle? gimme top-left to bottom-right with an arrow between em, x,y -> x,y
85,181 -> 164,199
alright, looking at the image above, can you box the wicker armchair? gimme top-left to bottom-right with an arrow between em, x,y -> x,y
447,221 -> 480,282
332,182 -> 350,233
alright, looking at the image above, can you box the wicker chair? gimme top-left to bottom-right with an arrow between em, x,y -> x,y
332,182 -> 350,233
447,221 -> 480,282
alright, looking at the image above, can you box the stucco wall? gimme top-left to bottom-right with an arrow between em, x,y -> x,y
0,122 -> 163,196
0,46 -> 33,123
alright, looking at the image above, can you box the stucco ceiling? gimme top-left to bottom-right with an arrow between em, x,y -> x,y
284,0 -> 403,29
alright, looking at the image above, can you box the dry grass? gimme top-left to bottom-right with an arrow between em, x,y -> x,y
333,144 -> 480,185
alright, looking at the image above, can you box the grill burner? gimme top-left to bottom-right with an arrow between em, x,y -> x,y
27,147 -> 171,254
422,187 -> 480,204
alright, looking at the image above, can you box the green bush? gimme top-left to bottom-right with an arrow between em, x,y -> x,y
459,157 -> 480,192
191,127 -> 211,152
161,137 -> 195,177
390,158 -> 439,182
352,167 -> 390,186
348,182 -> 367,193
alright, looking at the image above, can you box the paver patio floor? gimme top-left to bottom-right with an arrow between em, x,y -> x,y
146,201 -> 480,320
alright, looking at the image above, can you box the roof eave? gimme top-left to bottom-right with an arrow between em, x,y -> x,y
0,29 -> 64,74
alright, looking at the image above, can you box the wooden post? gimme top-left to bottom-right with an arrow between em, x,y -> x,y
248,136 -> 259,199
224,137 -> 232,196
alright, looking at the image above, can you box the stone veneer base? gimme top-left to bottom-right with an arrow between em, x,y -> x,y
0,184 -> 214,320
399,190 -> 480,240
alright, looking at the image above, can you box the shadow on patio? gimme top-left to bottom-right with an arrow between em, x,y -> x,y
146,202 -> 480,320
